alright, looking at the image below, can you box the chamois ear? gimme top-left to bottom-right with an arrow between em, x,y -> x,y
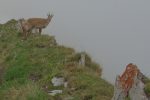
47,12 -> 54,17
47,13 -> 50,16
50,14 -> 54,17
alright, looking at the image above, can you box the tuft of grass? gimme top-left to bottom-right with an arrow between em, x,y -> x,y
0,81 -> 49,100
145,82 -> 150,97
66,70 -> 113,100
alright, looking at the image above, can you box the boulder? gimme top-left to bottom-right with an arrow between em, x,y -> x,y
48,90 -> 62,96
51,77 -> 66,87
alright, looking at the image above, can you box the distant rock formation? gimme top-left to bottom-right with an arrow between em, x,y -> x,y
129,76 -> 148,100
112,63 -> 148,100
79,52 -> 86,67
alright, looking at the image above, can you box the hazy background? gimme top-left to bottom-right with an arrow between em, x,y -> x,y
1,0 -> 150,83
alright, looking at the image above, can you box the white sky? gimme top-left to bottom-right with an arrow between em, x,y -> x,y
1,0 -> 150,83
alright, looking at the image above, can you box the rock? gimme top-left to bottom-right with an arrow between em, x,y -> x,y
79,52 -> 85,67
51,77 -> 65,87
111,75 -> 126,100
48,90 -> 63,96
129,76 -> 148,100
112,64 -> 149,100
64,82 -> 68,88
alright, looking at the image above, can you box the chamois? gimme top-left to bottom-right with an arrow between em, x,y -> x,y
18,18 -> 34,40
27,14 -> 53,34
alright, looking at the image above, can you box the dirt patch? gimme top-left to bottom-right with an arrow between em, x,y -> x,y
29,73 -> 42,82
0,63 -> 5,84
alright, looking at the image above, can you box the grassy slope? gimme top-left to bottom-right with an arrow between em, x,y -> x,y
0,20 -> 113,100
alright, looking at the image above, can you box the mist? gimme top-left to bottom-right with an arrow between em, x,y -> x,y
1,0 -> 150,83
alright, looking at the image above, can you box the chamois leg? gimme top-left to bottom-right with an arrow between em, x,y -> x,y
21,30 -> 26,40
35,28 -> 38,33
39,28 -> 42,35
23,30 -> 29,40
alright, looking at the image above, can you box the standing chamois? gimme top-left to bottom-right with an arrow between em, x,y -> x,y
18,18 -> 34,40
27,14 -> 53,34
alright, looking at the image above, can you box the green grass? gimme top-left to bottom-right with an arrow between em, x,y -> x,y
1,19 -> 150,100
0,19 -> 113,100
0,81 -> 49,100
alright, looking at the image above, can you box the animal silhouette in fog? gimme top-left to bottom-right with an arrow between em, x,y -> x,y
27,14 -> 53,34
18,18 -> 34,39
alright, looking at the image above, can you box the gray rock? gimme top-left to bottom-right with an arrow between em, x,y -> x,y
79,52 -> 85,67
112,75 -> 149,100
51,77 -> 65,86
129,76 -> 148,100
64,82 -> 68,88
48,90 -> 63,96
112,75 -> 126,100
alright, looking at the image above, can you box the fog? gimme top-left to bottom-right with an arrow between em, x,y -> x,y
1,0 -> 150,83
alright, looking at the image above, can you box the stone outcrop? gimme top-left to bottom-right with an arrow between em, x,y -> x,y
79,52 -> 86,67
48,90 -> 63,96
129,74 -> 148,100
112,75 -> 126,100
51,76 -> 68,87
112,63 -> 148,100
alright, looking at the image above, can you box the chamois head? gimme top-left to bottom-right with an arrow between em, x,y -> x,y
18,18 -> 25,30
47,13 -> 54,22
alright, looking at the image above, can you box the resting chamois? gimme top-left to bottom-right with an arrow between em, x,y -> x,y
27,14 -> 53,34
